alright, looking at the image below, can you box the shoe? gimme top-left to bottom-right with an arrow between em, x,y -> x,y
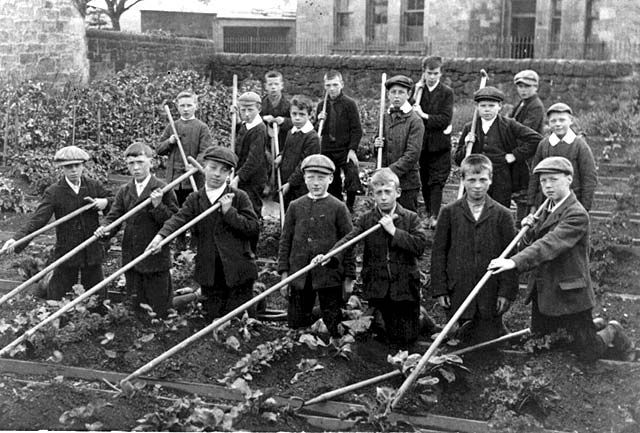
608,320 -> 636,362
593,317 -> 607,331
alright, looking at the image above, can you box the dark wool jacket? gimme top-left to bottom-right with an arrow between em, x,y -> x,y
527,134 -> 598,211
104,175 -> 179,273
157,118 -> 212,188
158,186 -> 259,288
512,192 -> 595,317
261,95 -> 292,146
417,82 -> 454,153
316,92 -> 363,154
235,121 -> 269,189
278,194 -> 356,291
280,129 -> 320,194
456,115 -> 541,196
334,204 -> 427,302
511,95 -> 545,134
379,109 -> 424,191
430,196 -> 518,320
14,176 -> 113,267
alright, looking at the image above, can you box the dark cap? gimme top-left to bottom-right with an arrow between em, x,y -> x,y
385,75 -> 414,91
474,86 -> 505,103
546,102 -> 573,116
54,145 -> 90,166
533,156 -> 574,176
124,141 -> 154,157
237,91 -> 261,105
514,69 -> 539,86
202,146 -> 238,169
301,154 -> 335,174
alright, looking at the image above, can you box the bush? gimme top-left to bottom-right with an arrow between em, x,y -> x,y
0,176 -> 32,213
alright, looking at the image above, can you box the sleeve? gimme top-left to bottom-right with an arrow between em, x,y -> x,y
496,210 -> 519,301
94,180 -> 114,213
520,103 -> 545,133
336,203 -> 356,279
425,88 -> 453,131
222,190 -> 260,239
277,203 -> 296,274
390,212 -> 428,256
510,120 -> 542,162
331,213 -> 367,251
314,101 -> 324,130
156,125 -> 174,156
13,187 -> 56,253
389,116 -> 424,177
429,206 -> 452,298
150,188 -> 179,225
288,133 -> 320,188
157,192 -> 199,239
101,186 -> 126,234
527,143 -> 544,206
196,122 -> 213,162
237,129 -> 267,183
576,142 -> 598,211
347,99 -> 363,152
454,123 -> 472,166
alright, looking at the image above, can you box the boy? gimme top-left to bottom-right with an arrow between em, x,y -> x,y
95,142 -> 179,318
511,70 -> 546,226
455,86 -> 541,208
431,154 -> 518,345
374,75 -> 424,212
3,146 -> 111,300
527,103 -> 597,212
278,154 -> 355,337
146,146 -> 259,321
261,70 -> 293,150
274,94 -> 320,210
313,168 -> 428,348
489,157 -> 635,362
316,70 -> 363,212
413,56 -> 454,227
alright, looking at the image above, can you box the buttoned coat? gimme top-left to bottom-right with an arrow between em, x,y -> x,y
235,122 -> 269,189
261,95 -> 293,146
510,95 -> 545,193
158,186 -> 259,287
316,92 -> 363,154
418,82 -> 454,153
431,196 -> 518,320
104,175 -> 179,273
512,192 -> 595,316
379,110 -> 424,191
280,129 -> 320,195
14,176 -> 112,267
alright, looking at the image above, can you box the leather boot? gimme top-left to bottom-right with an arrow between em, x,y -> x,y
598,321 -> 636,362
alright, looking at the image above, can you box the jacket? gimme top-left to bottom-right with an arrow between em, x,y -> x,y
261,95 -> 293,146
379,109 -> 424,191
280,129 -> 320,194
511,95 -> 545,134
316,92 -> 362,154
235,121 -> 269,188
418,82 -> 454,153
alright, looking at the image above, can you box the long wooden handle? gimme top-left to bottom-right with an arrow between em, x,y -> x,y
272,123 -> 286,229
317,90 -> 329,141
390,199 -> 549,408
230,74 -> 238,152
377,73 -> 387,170
164,105 -> 198,192
1,202 -> 95,255
0,162 -> 202,307
121,220 -> 386,384
0,201 -> 222,357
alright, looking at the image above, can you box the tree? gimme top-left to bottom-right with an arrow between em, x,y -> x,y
72,0 -> 146,31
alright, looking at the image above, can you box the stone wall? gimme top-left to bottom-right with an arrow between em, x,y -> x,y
0,0 -> 88,86
208,53 -> 638,111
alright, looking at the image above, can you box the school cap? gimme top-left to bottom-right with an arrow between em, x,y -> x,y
533,156 -> 574,176
546,102 -> 573,116
54,145 -> 90,166
202,146 -> 238,169
474,86 -> 504,103
124,141 -> 154,157
514,70 -> 539,86
237,92 -> 261,105
301,154 -> 335,175
385,75 -> 414,91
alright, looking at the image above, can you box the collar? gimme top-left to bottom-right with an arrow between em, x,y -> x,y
549,128 -> 577,146
329,92 -> 343,102
65,176 -> 81,192
427,81 -> 440,92
307,192 -> 329,200
388,101 -> 412,114
266,94 -> 282,107
481,116 -> 497,131
549,192 -> 571,213
376,203 -> 397,217
291,121 -> 314,134
180,116 -> 195,121
206,183 -> 227,204
244,114 -> 263,131
135,174 -> 151,188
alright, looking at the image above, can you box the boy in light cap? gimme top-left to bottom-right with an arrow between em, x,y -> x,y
278,154 -> 355,338
3,145 -> 112,300
489,156 -> 636,362
95,142 -> 179,318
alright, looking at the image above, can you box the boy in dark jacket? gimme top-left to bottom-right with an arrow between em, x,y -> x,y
374,75 -> 424,212
261,70 -> 293,151
147,146 -> 259,321
314,168 -> 429,348
95,142 -> 179,318
275,94 -> 320,210
413,56 -> 454,227
3,146 -> 112,300
431,154 -> 518,345
278,154 -> 355,337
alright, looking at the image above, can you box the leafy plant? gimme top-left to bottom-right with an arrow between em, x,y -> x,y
58,400 -> 111,430
340,387 -> 415,432
0,176 -> 32,213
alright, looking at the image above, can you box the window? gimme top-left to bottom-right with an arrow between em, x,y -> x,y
550,0 -> 562,48
510,0 -> 536,58
366,0 -> 388,42
402,0 -> 424,42
336,0 -> 352,42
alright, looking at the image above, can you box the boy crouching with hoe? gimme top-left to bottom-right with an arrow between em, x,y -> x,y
146,146 -> 259,322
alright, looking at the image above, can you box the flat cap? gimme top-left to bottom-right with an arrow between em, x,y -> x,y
54,145 -> 90,166
474,86 -> 505,103
237,91 -> 261,104
202,145 -> 238,169
124,141 -> 154,157
533,156 -> 574,176
301,154 -> 335,174
385,75 -> 414,91
546,102 -> 573,116
514,69 -> 539,86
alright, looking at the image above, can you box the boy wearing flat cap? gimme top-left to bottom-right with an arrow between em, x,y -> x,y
95,142 -> 179,318
455,86 -> 541,208
527,103 -> 597,212
3,146 -> 112,300
147,146 -> 259,321
373,75 -> 424,212
278,154 -> 355,338
489,156 -> 636,362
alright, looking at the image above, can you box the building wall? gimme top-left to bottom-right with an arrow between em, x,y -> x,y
140,11 -> 217,39
296,0 -> 334,54
0,0 -> 88,86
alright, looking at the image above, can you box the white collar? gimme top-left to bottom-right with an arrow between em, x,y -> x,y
427,81 -> 439,92
180,116 -> 195,121
388,101 -> 412,114
481,116 -> 497,132
307,192 -> 329,200
549,128 -> 577,146
549,192 -> 571,212
65,177 -> 81,193
206,183 -> 227,204
291,121 -> 314,134
244,115 -> 263,131
134,174 -> 152,194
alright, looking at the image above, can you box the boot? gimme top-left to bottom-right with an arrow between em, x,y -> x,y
598,321 -> 636,362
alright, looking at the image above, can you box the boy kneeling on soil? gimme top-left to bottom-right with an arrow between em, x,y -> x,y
431,154 -> 518,346
313,168 -> 432,349
278,154 -> 355,339
146,146 -> 259,322
489,156 -> 636,362
95,142 -> 179,319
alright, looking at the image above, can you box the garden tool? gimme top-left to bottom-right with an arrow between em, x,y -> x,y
230,74 -> 238,152
163,104 -> 198,191
317,90 -> 329,150
272,123 -> 285,228
376,73 -> 387,169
